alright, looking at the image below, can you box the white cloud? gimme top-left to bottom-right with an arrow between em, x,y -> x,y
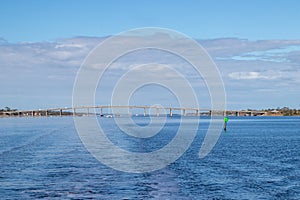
1,36 -> 300,109
230,45 -> 300,63
216,44 -> 300,63
228,71 -> 262,80
228,71 -> 281,80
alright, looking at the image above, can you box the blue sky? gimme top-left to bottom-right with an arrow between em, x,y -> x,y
1,0 -> 300,110
1,0 -> 300,42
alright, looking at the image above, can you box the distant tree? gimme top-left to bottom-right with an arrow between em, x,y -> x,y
4,107 -> 10,111
281,107 -> 289,111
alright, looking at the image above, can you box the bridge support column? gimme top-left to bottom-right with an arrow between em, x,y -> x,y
169,108 -> 173,117
156,107 -> 159,117
31,111 -> 34,117
129,107 -> 132,117
196,109 -> 199,116
87,108 -> 89,116
183,109 -> 186,116
100,108 -> 103,116
143,107 -> 146,117
73,108 -> 76,116
236,111 -> 239,116
60,109 -> 62,116
46,110 -> 48,117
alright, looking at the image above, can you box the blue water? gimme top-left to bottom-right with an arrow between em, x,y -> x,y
0,116 -> 299,199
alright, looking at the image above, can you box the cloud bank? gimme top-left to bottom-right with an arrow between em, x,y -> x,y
1,36 -> 300,109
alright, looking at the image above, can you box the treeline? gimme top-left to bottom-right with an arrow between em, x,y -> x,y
250,107 -> 300,116
0,107 -> 17,112
265,107 -> 300,116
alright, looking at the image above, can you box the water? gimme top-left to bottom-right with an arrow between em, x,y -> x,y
0,116 -> 299,199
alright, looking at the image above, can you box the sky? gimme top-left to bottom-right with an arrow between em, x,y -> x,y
1,0 -> 300,110
2,0 -> 300,42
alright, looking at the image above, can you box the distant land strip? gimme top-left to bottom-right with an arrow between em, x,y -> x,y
1,106 -> 300,117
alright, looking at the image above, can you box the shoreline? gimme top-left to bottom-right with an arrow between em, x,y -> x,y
1,106 -> 300,117
1,114 -> 300,118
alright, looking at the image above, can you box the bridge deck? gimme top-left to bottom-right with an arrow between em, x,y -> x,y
1,105 -> 266,117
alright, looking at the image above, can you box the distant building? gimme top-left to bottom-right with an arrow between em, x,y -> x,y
266,110 -> 283,116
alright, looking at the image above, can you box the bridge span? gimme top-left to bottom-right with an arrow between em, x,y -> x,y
1,105 -> 266,117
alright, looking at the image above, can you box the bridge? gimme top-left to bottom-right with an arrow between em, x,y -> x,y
0,105 -> 267,117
